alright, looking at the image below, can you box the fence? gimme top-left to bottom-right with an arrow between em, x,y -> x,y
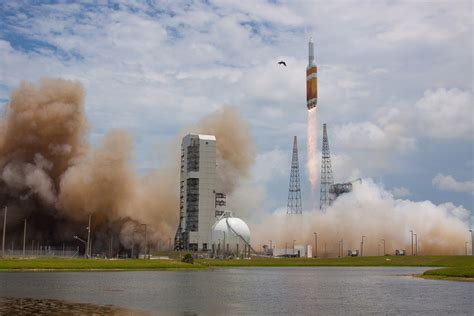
3,246 -> 80,258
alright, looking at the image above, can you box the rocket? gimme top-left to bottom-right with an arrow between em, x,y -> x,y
306,37 -> 317,110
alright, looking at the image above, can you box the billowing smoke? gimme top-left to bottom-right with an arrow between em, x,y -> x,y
192,106 -> 255,193
1,79 -> 254,254
252,179 -> 470,256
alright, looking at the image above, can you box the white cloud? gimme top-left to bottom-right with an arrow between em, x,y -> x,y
252,149 -> 289,184
415,88 -> 473,139
432,174 -> 474,195
333,121 -> 415,152
0,1 -> 472,213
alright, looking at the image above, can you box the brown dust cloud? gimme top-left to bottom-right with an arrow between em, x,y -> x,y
0,78 -> 470,256
0,78 -> 254,254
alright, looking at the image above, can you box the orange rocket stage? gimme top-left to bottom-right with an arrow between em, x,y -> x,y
306,38 -> 317,110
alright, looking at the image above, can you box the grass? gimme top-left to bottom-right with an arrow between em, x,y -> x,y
196,256 -> 474,268
0,258 -> 203,271
0,256 -> 472,280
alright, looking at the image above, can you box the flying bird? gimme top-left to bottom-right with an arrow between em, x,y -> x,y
278,61 -> 287,67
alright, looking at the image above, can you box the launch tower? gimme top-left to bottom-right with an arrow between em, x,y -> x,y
287,136 -> 302,214
320,124 -> 334,210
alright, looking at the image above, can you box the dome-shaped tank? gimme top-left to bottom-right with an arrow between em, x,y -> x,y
211,215 -> 251,256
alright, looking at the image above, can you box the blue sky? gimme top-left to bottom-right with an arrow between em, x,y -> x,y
0,0 -> 472,223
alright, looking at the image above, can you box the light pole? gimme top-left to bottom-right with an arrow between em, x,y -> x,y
86,214 -> 91,258
23,218 -> 27,257
2,206 -> 7,258
74,235 -> 87,257
223,231 -> 226,256
414,234 -> 418,256
381,239 -> 385,256
470,230 -> 473,256
409,230 -> 414,256
361,236 -> 366,257
293,240 -> 296,255
340,239 -> 344,257
313,232 -> 318,258
465,241 -> 468,256
109,235 -> 114,258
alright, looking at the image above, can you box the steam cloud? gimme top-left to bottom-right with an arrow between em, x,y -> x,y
1,79 -> 254,254
252,180 -> 471,256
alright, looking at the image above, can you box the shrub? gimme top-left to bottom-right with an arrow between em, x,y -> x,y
182,253 -> 194,264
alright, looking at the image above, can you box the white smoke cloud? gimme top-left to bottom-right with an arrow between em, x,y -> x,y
390,186 -> 411,198
252,179 -> 470,256
432,174 -> 474,195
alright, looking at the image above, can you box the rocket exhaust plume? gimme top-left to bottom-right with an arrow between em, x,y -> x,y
306,109 -> 318,193
0,79 -> 254,254
306,37 -> 318,197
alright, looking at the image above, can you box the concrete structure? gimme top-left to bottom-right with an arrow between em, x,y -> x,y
306,37 -> 317,110
174,134 -> 219,251
211,212 -> 251,257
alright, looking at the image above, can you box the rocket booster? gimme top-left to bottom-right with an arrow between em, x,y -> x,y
306,37 -> 317,110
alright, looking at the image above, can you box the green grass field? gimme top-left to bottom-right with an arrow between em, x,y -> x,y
0,258 -> 204,271
0,256 -> 472,280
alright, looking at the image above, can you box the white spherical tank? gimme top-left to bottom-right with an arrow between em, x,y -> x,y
211,216 -> 251,254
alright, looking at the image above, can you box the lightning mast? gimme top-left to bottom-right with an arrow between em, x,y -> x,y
287,136 -> 302,214
320,124 -> 334,210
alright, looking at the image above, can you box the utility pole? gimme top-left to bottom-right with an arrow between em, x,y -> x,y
86,214 -> 91,258
110,235 -> 113,258
470,230 -> 473,256
2,206 -> 7,258
414,234 -> 418,256
466,242 -> 468,256
409,230 -> 414,256
293,240 -> 296,255
23,218 -> 27,257
223,231 -> 225,256
361,236 -> 366,257
313,232 -> 318,258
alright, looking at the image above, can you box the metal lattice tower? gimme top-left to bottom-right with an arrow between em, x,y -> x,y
287,136 -> 302,214
320,124 -> 334,210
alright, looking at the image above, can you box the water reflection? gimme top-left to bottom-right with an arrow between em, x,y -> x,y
0,297 -> 150,315
0,268 -> 472,314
